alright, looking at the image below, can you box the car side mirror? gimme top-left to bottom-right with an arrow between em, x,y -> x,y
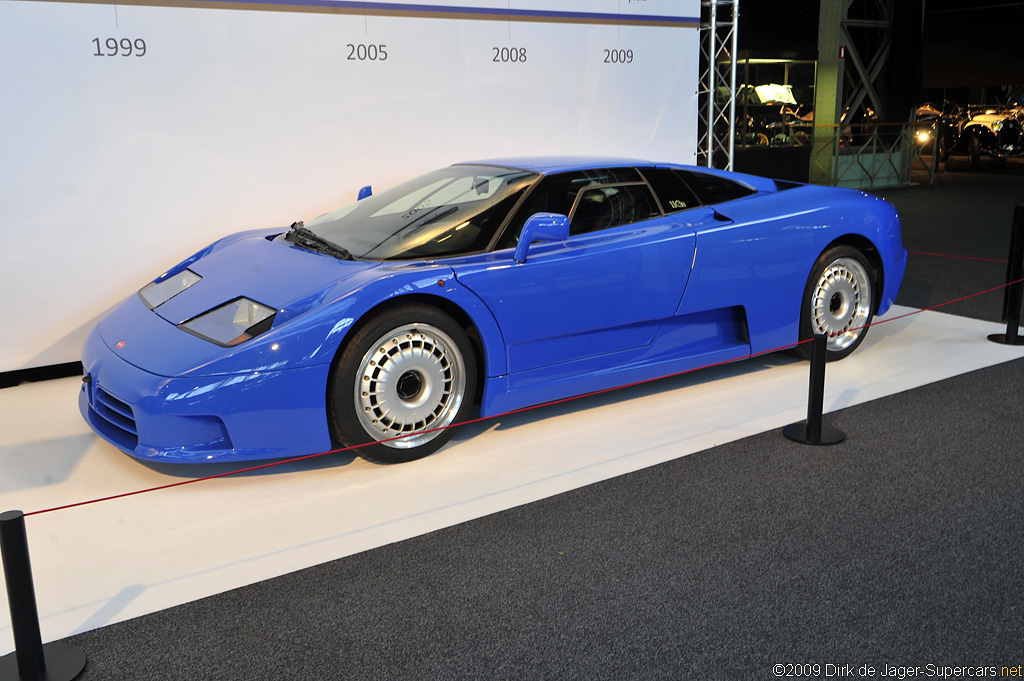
514,213 -> 570,263
357,185 -> 373,201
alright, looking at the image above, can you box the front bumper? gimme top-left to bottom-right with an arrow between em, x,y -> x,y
79,325 -> 334,463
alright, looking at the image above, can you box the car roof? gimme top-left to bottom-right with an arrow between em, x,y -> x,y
454,156 -> 781,194
455,156 -> 656,175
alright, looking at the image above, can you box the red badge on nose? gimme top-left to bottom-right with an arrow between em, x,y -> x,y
115,340 -> 126,349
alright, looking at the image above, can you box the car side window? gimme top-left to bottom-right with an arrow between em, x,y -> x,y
496,168 -> 657,248
568,185 -> 659,235
639,168 -> 702,214
675,169 -> 756,205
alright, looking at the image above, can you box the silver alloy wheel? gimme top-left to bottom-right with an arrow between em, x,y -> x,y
811,257 -> 872,352
354,323 -> 466,449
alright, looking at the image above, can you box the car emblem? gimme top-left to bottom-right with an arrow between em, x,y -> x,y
115,340 -> 126,349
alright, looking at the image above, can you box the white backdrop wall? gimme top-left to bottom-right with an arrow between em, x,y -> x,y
0,0 -> 700,372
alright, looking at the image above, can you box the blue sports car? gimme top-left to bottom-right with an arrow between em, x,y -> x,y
80,157 -> 906,464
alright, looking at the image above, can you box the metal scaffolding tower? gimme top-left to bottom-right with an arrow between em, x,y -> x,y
697,0 -> 739,170
811,0 -> 897,185
841,0 -> 895,123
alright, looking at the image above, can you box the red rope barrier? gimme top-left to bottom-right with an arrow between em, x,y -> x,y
908,250 -> 1007,264
845,277 -> 1024,334
24,335 -> 813,517
22,275 -> 1024,518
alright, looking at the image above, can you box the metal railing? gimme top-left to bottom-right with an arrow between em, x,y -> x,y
809,121 -> 938,189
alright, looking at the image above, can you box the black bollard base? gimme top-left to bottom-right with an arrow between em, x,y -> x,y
987,332 -> 1024,346
0,642 -> 86,681
783,420 -> 846,446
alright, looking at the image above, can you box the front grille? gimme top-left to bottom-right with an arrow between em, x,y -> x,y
91,385 -> 139,450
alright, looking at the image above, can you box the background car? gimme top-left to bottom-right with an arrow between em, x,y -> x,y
913,101 -> 962,161
80,157 -> 906,465
956,106 -> 1024,168
735,83 -> 812,147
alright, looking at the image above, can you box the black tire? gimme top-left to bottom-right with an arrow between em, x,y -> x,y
968,134 -> 981,169
327,305 -> 477,464
939,131 -> 952,162
794,246 -> 875,362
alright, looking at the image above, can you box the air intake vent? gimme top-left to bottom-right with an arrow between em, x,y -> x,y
91,385 -> 139,450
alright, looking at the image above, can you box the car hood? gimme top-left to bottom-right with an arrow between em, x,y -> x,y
970,113 -> 1011,127
150,233 -> 378,325
98,233 -> 380,377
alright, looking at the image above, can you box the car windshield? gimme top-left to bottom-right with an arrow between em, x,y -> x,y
304,165 -> 538,260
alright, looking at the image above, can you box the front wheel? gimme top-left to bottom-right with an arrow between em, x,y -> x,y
968,134 -> 981,169
939,130 -> 952,162
795,246 -> 875,362
327,306 -> 477,464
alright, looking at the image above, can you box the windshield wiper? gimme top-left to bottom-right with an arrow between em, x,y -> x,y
285,221 -> 354,261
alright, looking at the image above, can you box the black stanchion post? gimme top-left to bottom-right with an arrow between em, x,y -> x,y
783,334 -> 845,446
989,202 -> 1024,346
0,510 -> 86,681
1,511 -> 44,680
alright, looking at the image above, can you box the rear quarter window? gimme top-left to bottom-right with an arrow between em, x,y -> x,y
639,168 -> 701,214
676,170 -> 757,205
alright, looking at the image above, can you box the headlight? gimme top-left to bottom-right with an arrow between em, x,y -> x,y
179,298 -> 277,347
139,269 -> 202,309
916,130 -> 931,142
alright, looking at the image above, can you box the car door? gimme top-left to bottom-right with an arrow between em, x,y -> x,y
452,168 -> 698,375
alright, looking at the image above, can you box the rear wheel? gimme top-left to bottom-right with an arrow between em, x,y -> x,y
328,305 -> 476,464
795,246 -> 875,362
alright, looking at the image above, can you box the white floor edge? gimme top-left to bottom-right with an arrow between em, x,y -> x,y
2,305 -> 1023,653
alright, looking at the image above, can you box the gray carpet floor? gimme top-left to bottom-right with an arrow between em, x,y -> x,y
49,160 -> 1024,680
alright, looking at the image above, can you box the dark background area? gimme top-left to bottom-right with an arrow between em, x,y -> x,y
737,0 -> 1024,110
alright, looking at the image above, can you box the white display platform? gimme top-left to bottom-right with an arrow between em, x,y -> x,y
2,306 -> 1023,652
